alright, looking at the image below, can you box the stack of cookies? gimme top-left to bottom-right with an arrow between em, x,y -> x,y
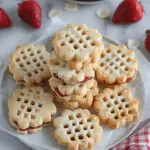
8,44 -> 57,134
7,24 -> 141,150
48,24 -> 104,109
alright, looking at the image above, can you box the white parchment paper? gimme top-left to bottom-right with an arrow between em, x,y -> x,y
0,17 -> 149,150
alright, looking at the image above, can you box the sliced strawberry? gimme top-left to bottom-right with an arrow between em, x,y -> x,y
0,8 -> 12,28
17,0 -> 42,29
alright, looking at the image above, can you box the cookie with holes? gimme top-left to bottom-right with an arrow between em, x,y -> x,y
94,87 -> 139,129
53,109 -> 103,150
49,77 -> 98,102
8,86 -> 56,134
48,52 -> 95,84
9,44 -> 51,86
96,44 -> 138,87
54,82 -> 98,109
52,24 -> 104,69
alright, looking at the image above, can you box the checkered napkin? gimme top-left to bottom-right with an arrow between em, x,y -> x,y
110,121 -> 150,150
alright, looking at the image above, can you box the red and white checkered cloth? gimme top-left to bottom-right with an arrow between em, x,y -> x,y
110,121 -> 150,150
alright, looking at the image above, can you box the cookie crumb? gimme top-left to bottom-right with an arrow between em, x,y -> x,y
48,9 -> 61,18
96,8 -> 110,19
127,39 -> 140,49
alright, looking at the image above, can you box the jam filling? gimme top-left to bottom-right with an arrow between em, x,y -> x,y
104,71 -> 137,86
52,76 -> 93,97
53,88 -> 67,97
9,71 -> 49,87
39,78 -> 50,88
13,121 -> 50,131
53,73 -> 93,83
8,71 -> 14,77
53,82 -> 86,97
53,73 -> 61,80
17,78 -> 50,87
79,76 -> 93,83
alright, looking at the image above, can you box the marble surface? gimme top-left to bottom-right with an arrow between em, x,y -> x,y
0,0 -> 149,149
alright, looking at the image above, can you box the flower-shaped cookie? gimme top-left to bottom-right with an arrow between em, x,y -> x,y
49,77 -> 98,101
94,87 -> 139,129
48,53 -> 95,84
52,24 -> 104,69
8,86 -> 56,134
9,44 -> 51,85
53,109 -> 103,150
55,88 -> 98,109
54,80 -> 98,109
96,44 -> 137,86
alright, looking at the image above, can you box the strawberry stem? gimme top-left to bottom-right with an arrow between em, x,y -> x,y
145,30 -> 150,35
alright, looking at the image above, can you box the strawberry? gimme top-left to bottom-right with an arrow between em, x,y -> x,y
112,0 -> 143,24
17,0 -> 42,29
0,8 -> 12,28
145,30 -> 150,52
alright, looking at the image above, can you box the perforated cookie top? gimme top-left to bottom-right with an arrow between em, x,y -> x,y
94,87 -> 139,129
9,44 -> 51,85
96,44 -> 137,85
52,24 -> 104,63
48,53 -> 95,84
53,109 -> 103,150
49,77 -> 96,101
8,86 -> 56,133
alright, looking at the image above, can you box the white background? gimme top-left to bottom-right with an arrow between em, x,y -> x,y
0,0 -> 150,149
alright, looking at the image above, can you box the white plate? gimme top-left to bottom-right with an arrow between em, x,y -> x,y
0,34 -> 145,150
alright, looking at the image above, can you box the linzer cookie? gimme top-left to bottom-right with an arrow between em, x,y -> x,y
52,24 -> 104,69
49,77 -> 98,101
48,52 -> 95,84
49,77 -> 98,109
8,86 -> 56,134
96,44 -> 137,87
9,44 -> 51,86
94,87 -> 139,129
53,109 -> 103,150
55,84 -> 98,109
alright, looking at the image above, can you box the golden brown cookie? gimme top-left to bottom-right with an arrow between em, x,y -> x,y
52,24 -> 104,69
49,77 -> 98,102
54,83 -> 98,109
94,87 -> 139,129
96,44 -> 137,87
48,52 -> 95,84
9,44 -> 51,85
53,109 -> 103,150
8,86 -> 56,134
